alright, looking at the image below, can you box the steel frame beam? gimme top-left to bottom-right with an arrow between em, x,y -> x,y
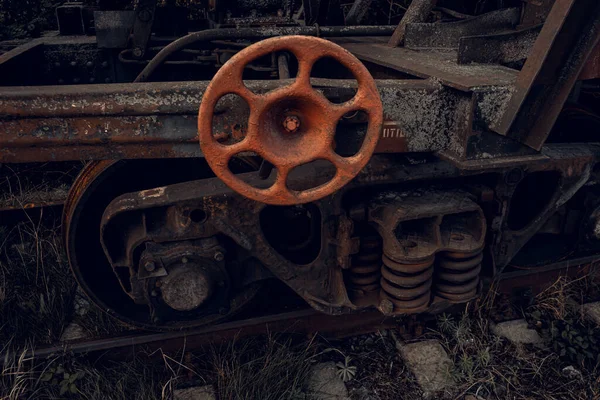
495,0 -> 600,150
0,78 -> 510,163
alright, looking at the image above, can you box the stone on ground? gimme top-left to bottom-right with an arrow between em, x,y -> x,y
582,302 -> 600,325
398,340 -> 454,396
491,319 -> 543,344
174,385 -> 216,400
307,362 -> 350,400
73,290 -> 91,316
59,323 -> 86,342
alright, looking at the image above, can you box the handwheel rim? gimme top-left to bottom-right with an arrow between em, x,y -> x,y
198,35 -> 383,205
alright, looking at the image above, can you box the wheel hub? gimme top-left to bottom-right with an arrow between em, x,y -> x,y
63,160 -> 263,331
159,263 -> 214,312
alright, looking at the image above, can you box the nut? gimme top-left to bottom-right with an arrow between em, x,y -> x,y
144,261 -> 156,272
282,115 -> 301,133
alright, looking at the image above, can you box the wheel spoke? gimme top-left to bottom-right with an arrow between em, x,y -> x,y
272,163 -> 290,192
320,146 -> 369,179
295,51 -> 320,87
321,147 -> 347,168
331,95 -> 366,120
211,141 -> 252,163
205,64 -> 259,107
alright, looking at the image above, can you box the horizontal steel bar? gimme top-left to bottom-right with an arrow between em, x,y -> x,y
0,79 -> 511,163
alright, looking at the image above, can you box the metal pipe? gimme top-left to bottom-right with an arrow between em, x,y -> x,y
134,26 -> 396,82
277,53 -> 290,79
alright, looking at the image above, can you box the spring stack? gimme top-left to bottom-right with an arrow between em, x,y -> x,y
348,235 -> 382,295
379,254 -> 434,312
434,249 -> 483,302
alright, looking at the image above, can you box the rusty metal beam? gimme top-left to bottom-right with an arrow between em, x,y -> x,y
0,78 -> 510,163
20,309 -> 395,361
338,40 -> 518,91
457,24 -> 542,65
387,0 -> 437,48
495,0 -> 600,150
404,8 -> 521,49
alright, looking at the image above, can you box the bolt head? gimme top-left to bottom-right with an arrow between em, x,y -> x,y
133,48 -> 143,58
283,115 -> 301,133
214,251 -> 225,262
138,8 -> 153,22
144,261 -> 156,272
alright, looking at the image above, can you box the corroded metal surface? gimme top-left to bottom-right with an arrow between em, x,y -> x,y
495,0 -> 600,150
339,41 -> 519,91
458,25 -> 542,65
63,160 -> 263,330
348,235 -> 382,296
160,264 -> 214,311
0,78 -> 512,163
23,309 -> 397,360
435,249 -> 483,302
387,0 -> 437,47
198,36 -> 383,205
5,4 -> 600,332
368,190 -> 486,314
57,143 -> 600,328
404,8 -> 521,49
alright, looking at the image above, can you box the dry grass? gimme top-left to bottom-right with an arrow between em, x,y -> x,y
0,161 -> 128,344
0,334 -> 320,400
0,217 -> 75,346
526,270 -> 600,372
428,271 -> 600,400
208,334 -> 316,400
337,329 -> 423,400
0,163 -> 81,209
0,347 -> 174,400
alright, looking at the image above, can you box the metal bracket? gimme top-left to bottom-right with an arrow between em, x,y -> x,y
131,0 -> 158,59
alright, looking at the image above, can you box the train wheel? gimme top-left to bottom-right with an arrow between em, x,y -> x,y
63,159 -> 262,330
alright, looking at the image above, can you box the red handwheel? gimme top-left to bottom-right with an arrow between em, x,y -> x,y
198,35 -> 383,205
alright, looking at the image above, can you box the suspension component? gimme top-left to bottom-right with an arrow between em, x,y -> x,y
348,235 -> 382,296
379,254 -> 434,312
368,190 -> 487,315
434,249 -> 483,302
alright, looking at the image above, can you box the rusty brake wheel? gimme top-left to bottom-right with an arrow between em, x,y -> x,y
198,35 -> 383,205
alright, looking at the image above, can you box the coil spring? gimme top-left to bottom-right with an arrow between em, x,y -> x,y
434,249 -> 483,302
379,254 -> 434,311
348,236 -> 382,294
